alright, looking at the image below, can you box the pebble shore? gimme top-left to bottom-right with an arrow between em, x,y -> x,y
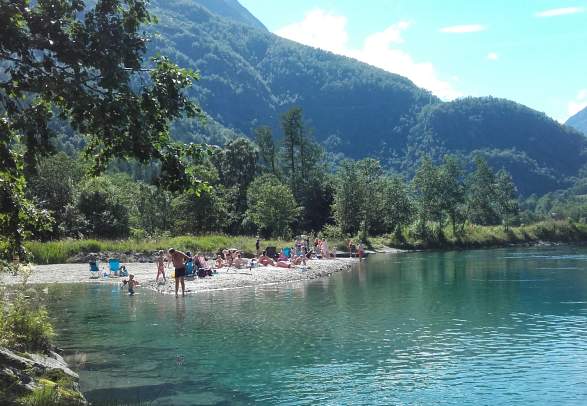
1,258 -> 358,294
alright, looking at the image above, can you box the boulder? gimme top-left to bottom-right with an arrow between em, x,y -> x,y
0,347 -> 86,405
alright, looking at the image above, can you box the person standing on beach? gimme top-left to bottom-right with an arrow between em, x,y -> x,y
156,250 -> 166,283
255,236 -> 261,256
168,248 -> 189,297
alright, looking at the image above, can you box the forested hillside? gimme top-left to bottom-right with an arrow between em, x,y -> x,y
142,0 -> 587,195
46,0 -> 587,196
149,0 -> 434,157
403,97 -> 587,195
566,106 -> 587,135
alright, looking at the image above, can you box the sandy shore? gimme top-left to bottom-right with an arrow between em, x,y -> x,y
0,258 -> 358,294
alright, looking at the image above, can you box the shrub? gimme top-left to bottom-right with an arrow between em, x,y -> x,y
0,292 -> 54,353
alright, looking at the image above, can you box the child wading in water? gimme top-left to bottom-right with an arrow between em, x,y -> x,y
156,250 -> 166,283
122,274 -> 139,295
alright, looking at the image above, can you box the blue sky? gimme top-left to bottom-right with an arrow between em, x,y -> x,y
239,0 -> 587,121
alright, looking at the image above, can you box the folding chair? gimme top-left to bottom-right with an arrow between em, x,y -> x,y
89,261 -> 100,279
108,259 -> 120,276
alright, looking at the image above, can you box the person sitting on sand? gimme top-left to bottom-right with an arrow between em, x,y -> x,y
293,255 -> 306,266
258,251 -> 275,267
168,248 -> 189,297
223,249 -> 237,267
119,265 -> 129,277
278,249 -> 288,262
215,254 -> 225,269
156,250 -> 166,283
233,252 -> 246,269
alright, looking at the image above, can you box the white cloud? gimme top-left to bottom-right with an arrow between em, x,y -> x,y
276,10 -> 461,100
439,24 -> 486,33
487,52 -> 499,61
568,89 -> 587,119
276,9 -> 348,53
535,7 -> 584,17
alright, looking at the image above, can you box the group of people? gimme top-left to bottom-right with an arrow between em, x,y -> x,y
156,248 -> 214,296
93,237 -> 365,299
347,239 -> 365,259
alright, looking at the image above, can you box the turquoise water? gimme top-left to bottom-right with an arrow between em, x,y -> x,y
46,246 -> 587,405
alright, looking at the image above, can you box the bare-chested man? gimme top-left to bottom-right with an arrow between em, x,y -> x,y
168,248 -> 189,297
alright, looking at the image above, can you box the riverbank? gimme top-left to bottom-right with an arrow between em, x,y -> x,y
369,220 -> 587,251
0,259 -> 357,294
24,221 -> 587,265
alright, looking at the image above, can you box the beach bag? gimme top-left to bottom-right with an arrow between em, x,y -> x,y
198,268 -> 207,278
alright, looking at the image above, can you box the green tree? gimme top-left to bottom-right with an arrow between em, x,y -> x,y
170,187 -> 230,235
26,152 -> 85,238
381,176 -> 414,236
281,107 -> 303,183
494,169 -> 519,230
0,0 -> 207,262
332,159 -> 384,237
467,156 -> 499,225
245,175 -> 301,238
255,126 -> 277,175
134,183 -> 174,235
332,160 -> 365,235
212,137 -> 258,233
412,157 -> 444,237
77,177 -> 130,238
438,155 -> 466,235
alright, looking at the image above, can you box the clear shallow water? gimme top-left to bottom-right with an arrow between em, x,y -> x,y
45,246 -> 587,405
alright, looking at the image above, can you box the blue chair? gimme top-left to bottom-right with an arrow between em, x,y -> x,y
283,247 -> 292,258
108,259 -> 120,276
185,260 -> 194,276
89,261 -> 100,279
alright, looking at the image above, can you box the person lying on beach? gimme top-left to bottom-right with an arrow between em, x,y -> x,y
275,260 -> 291,268
258,252 -> 275,267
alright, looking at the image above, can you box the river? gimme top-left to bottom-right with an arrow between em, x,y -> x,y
46,246 -> 587,405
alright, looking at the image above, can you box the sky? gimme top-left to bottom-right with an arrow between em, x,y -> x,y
239,0 -> 587,122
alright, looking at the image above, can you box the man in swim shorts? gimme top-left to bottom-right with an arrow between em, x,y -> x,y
168,248 -> 189,297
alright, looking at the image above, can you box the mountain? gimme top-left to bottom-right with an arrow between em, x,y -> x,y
179,0 -> 267,31
566,106 -> 587,135
404,97 -> 587,195
149,0 -> 435,154
51,0 -> 587,196
146,0 -> 587,195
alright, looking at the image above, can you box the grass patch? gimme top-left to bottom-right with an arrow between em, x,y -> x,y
26,235 -> 288,264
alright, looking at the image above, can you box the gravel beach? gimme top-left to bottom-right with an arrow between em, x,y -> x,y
0,258 -> 358,294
